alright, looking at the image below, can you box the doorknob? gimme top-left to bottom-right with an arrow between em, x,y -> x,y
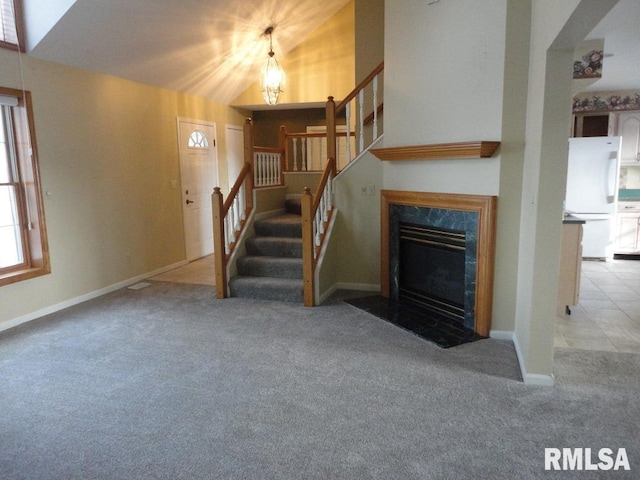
186,199 -> 195,205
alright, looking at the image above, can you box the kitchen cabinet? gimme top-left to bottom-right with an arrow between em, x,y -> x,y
557,220 -> 583,315
615,212 -> 640,253
614,112 -> 640,164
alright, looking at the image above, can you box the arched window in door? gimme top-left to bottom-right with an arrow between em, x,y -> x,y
188,130 -> 209,149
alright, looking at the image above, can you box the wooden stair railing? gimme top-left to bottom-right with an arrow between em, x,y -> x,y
245,118 -> 285,188
212,161 -> 253,299
301,157 -> 336,306
327,61 -> 384,167
279,126 -> 355,172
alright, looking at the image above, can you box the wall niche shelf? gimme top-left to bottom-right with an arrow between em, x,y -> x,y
371,141 -> 501,161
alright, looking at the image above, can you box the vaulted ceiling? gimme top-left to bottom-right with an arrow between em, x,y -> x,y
24,0 -> 351,105
21,0 -> 640,108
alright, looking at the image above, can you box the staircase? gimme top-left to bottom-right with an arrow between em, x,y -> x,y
228,199 -> 304,302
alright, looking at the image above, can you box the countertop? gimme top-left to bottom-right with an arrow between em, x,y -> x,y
562,214 -> 586,224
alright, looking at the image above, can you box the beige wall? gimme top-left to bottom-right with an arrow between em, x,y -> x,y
0,50 -> 247,330
355,0 -> 384,82
232,1 -> 355,106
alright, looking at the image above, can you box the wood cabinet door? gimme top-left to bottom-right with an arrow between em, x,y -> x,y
616,214 -> 640,251
617,112 -> 640,164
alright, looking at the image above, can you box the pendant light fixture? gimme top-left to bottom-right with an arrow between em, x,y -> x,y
260,26 -> 285,105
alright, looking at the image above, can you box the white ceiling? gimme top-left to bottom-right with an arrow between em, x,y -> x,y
24,0 -> 639,106
584,0 -> 640,92
26,0 -> 351,106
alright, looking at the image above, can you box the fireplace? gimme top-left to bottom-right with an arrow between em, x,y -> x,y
398,223 -> 466,322
381,190 -> 497,337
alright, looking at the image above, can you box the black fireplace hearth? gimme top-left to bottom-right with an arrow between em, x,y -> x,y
345,295 -> 485,348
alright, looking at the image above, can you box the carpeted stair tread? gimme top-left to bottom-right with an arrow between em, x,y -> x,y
229,276 -> 304,303
230,203 -> 304,303
254,213 -> 302,238
246,236 -> 303,258
237,256 -> 303,279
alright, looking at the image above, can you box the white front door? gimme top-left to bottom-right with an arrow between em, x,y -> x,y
177,119 -> 218,261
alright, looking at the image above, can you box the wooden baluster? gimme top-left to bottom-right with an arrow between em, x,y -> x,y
238,183 -> 246,221
233,195 -> 241,233
273,153 -> 278,185
373,74 -> 379,141
272,153 -> 277,185
314,207 -> 322,247
293,138 -> 298,171
323,181 -> 330,222
358,89 -> 364,155
225,205 -> 233,253
244,162 -> 253,214
345,102 -> 352,164
212,187 -> 227,299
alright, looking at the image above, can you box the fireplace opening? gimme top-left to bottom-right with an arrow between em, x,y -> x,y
398,223 -> 466,323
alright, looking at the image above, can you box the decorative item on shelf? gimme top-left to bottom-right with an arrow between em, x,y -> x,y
259,26 -> 285,105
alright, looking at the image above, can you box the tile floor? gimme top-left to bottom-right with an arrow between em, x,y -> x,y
555,258 -> 640,354
149,255 -> 215,286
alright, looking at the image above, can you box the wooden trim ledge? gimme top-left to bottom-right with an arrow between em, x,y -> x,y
371,141 -> 500,161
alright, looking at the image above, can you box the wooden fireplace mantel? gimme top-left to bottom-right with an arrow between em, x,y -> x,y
371,141 -> 500,161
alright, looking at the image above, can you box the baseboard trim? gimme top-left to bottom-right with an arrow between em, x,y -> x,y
512,333 -> 555,386
318,282 -> 380,305
0,260 -> 188,334
489,330 -> 514,341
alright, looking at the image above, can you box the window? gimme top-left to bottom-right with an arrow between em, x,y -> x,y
0,0 -> 24,51
188,130 -> 209,149
0,86 -> 49,286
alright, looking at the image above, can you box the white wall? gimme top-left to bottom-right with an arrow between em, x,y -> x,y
382,0 -> 505,195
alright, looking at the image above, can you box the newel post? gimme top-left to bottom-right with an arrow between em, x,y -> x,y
212,187 -> 227,299
326,96 -> 337,165
301,187 -> 315,306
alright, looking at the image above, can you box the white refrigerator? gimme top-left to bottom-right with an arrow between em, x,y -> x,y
565,136 -> 622,259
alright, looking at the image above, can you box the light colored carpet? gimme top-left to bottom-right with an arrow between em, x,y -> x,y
0,281 -> 637,479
